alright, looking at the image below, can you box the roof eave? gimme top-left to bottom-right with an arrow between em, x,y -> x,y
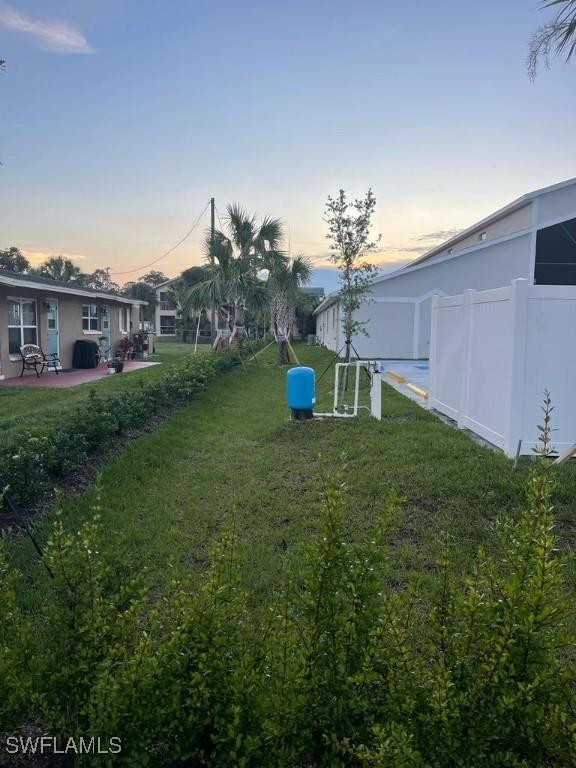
408,175 -> 576,269
0,274 -> 147,305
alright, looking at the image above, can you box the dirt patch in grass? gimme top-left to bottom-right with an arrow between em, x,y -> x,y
408,495 -> 440,515
554,518 -> 576,552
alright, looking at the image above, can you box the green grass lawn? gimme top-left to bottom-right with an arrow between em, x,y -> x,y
8,343 -> 576,610
0,341 -> 203,446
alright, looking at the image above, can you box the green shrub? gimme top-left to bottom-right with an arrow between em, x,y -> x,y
0,537 -> 35,728
0,347 -> 263,507
0,413 -> 574,766
0,404 -> 576,768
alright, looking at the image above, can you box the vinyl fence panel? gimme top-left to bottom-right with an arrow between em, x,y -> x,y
430,279 -> 576,457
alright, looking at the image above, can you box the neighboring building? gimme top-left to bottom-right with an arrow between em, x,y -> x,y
294,287 -> 325,338
155,277 -> 180,338
154,274 -> 209,339
0,270 -> 146,379
315,177 -> 576,359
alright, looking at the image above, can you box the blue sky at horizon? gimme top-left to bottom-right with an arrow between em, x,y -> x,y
0,0 -> 574,291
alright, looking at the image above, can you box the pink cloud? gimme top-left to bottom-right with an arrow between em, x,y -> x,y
0,5 -> 92,53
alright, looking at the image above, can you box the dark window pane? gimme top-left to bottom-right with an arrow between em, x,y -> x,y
8,300 -> 19,326
535,216 -> 576,285
22,300 -> 36,326
9,327 -> 21,354
23,327 -> 37,345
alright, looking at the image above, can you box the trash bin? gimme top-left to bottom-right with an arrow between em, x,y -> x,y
72,339 -> 99,369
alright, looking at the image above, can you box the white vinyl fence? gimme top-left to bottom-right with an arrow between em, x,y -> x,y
429,278 -> 576,457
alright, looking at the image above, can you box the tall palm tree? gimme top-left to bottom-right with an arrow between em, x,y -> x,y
267,256 -> 312,364
35,256 -> 82,282
191,205 -> 283,350
191,231 -> 269,350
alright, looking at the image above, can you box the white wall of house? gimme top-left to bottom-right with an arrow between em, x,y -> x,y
429,279 -> 576,457
317,232 -> 533,359
315,178 -> 576,360
317,301 -> 341,352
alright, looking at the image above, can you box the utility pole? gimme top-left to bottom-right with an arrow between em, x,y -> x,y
210,197 -> 216,343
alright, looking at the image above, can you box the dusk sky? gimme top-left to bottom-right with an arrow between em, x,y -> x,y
0,0 -> 574,291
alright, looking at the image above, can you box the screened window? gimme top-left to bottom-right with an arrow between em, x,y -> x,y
82,304 -> 99,331
534,216 -> 576,285
160,315 -> 176,335
8,298 -> 37,354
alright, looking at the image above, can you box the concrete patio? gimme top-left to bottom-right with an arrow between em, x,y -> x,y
0,361 -> 160,388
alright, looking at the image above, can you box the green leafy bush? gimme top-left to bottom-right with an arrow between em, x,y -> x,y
0,348 -> 260,507
0,436 -> 574,767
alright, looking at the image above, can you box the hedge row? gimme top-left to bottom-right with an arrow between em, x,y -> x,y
0,452 -> 573,766
1,345 -> 261,506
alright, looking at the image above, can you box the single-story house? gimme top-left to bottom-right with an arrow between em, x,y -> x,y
315,176 -> 576,359
0,269 -> 146,379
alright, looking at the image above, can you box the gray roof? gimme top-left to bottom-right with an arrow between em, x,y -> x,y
0,269 -> 147,305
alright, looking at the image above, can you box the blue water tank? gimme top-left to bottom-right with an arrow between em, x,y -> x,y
287,366 -> 316,417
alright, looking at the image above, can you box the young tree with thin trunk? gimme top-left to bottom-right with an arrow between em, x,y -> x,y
324,189 -> 380,364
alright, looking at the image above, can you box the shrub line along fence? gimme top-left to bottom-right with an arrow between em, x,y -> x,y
429,278 -> 576,457
0,343 -> 264,508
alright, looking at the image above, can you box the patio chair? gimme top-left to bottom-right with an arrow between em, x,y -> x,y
19,344 -> 60,378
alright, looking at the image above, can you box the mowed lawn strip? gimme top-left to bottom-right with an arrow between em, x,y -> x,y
0,341 -> 206,445
9,343 -> 576,606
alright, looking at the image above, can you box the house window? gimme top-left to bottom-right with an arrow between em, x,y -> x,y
82,304 -> 99,331
8,298 -> 37,354
119,306 -> 130,332
159,292 -> 175,311
160,315 -> 176,335
534,215 -> 576,285
479,231 -> 487,241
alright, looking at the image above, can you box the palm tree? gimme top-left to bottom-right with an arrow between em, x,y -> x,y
191,231 -> 269,350
267,256 -> 312,364
191,205 -> 283,350
529,0 -> 576,78
168,285 -> 196,342
35,256 -> 82,282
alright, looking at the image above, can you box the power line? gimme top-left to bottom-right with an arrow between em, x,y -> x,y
110,200 -> 211,277
214,203 -> 225,233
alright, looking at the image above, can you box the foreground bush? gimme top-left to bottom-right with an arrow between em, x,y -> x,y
0,437 -> 574,766
0,345 -> 261,506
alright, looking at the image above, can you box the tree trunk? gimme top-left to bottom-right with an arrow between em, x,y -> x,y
212,305 -> 231,352
229,301 -> 247,350
278,336 -> 290,365
275,289 -> 291,365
